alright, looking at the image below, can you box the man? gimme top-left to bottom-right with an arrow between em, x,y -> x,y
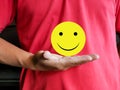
0,0 -> 120,90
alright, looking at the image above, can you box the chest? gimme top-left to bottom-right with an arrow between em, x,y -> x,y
17,0 -> 115,18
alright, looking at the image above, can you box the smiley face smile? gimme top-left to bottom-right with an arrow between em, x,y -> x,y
57,43 -> 80,51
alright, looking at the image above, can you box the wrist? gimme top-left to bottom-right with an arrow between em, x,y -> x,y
19,52 -> 35,70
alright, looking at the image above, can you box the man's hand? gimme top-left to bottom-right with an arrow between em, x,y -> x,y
0,38 -> 99,70
29,51 -> 99,71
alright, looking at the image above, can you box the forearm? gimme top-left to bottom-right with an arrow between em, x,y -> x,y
0,38 -> 99,71
0,38 -> 33,68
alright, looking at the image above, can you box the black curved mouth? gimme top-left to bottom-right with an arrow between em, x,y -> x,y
57,43 -> 79,51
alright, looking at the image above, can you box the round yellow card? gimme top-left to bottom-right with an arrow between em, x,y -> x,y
51,21 -> 86,56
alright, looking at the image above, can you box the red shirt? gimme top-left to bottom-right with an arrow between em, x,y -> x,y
0,0 -> 120,90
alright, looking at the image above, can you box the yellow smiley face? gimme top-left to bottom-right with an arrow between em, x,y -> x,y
51,21 -> 86,56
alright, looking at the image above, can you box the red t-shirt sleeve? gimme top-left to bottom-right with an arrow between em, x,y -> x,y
116,0 -> 120,33
0,0 -> 16,33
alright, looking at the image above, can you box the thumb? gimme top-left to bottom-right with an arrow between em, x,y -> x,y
32,50 -> 45,65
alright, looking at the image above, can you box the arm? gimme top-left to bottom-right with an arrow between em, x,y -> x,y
0,38 -> 99,71
0,38 -> 33,68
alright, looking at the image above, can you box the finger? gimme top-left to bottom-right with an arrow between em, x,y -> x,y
43,51 -> 62,60
65,54 -> 99,65
74,54 -> 99,61
89,54 -> 99,60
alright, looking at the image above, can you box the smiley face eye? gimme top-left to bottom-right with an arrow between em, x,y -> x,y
74,32 -> 78,36
59,32 -> 63,36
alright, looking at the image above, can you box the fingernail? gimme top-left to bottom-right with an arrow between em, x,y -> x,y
88,56 -> 93,61
92,54 -> 100,60
96,54 -> 100,59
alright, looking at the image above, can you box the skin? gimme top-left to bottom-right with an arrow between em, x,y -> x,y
0,38 -> 99,71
